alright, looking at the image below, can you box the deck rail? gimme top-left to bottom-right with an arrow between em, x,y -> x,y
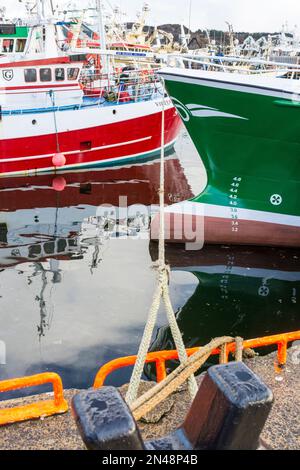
1,68 -> 165,115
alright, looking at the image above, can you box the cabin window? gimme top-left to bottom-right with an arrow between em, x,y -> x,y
44,242 -> 55,255
57,239 -> 67,253
15,39 -> 26,53
28,244 -> 41,258
24,68 -> 37,83
0,223 -> 7,244
40,68 -> 52,82
55,68 -> 65,81
0,25 -> 16,35
2,39 -> 14,53
67,68 -> 79,80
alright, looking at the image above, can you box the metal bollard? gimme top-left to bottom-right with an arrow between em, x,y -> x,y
72,386 -> 145,450
72,362 -> 274,451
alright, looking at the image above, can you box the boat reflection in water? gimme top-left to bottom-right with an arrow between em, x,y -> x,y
0,154 -> 194,395
146,244 -> 300,380
0,155 -> 193,271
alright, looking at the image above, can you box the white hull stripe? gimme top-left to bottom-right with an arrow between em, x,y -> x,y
1,88 -> 80,96
0,139 -> 177,178
162,72 -> 294,100
0,136 -> 152,163
164,201 -> 300,228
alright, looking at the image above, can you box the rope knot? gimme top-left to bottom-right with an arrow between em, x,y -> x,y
158,264 -> 170,286
152,261 -> 170,285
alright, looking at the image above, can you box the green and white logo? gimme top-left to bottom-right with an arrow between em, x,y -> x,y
171,97 -> 248,122
270,194 -> 283,206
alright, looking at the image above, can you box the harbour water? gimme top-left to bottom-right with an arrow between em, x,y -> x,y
0,130 -> 299,397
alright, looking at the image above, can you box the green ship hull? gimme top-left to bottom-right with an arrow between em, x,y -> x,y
152,69 -> 300,247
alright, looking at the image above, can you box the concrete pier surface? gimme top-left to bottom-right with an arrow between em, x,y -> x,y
0,346 -> 299,450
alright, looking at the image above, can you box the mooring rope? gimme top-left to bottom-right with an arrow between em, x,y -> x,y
125,79 -> 198,406
131,335 -> 245,421
49,90 -> 60,153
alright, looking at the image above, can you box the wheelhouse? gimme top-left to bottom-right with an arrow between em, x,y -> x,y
0,25 -> 29,55
0,56 -> 85,109
0,57 -> 83,85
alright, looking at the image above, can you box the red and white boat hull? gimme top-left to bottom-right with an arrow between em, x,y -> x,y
0,98 -> 182,176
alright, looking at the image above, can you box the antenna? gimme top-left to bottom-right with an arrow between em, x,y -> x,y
188,0 -> 192,33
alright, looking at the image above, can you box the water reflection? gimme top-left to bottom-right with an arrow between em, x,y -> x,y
0,156 -> 193,268
145,244 -> 300,379
0,144 -> 299,396
0,154 -> 194,396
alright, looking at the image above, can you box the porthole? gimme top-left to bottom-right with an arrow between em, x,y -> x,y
32,119 -> 37,125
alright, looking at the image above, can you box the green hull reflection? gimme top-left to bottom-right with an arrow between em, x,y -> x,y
146,245 -> 300,379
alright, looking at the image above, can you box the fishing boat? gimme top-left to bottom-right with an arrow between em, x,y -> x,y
0,2 -> 181,178
151,67 -> 300,247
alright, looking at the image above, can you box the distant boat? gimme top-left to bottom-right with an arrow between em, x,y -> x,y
152,68 -> 300,247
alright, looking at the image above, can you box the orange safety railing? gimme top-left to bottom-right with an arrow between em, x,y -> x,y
0,373 -> 68,426
93,330 -> 300,388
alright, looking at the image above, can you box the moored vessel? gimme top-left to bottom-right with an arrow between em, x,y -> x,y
0,2 -> 182,177
152,67 -> 300,247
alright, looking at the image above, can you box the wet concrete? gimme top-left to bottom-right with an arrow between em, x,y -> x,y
0,347 -> 299,450
0,390 -> 85,450
245,345 -> 300,450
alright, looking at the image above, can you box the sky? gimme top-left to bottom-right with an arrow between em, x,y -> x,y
3,0 -> 300,33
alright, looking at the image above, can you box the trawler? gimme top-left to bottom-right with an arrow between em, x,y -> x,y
151,67 -> 300,247
0,1 -> 181,177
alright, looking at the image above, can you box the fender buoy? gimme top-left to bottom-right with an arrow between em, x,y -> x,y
52,152 -> 66,167
52,176 -> 67,192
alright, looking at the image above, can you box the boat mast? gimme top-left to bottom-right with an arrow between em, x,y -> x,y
95,0 -> 109,74
36,0 -> 43,20
23,0 -> 60,57
96,0 -> 107,51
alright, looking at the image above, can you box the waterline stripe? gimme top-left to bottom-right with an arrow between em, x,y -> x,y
0,136 -> 152,163
0,139 -> 177,178
164,201 -> 300,227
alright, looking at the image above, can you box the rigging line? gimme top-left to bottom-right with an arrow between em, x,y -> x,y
49,90 -> 60,153
54,191 -> 60,238
188,0 -> 192,35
